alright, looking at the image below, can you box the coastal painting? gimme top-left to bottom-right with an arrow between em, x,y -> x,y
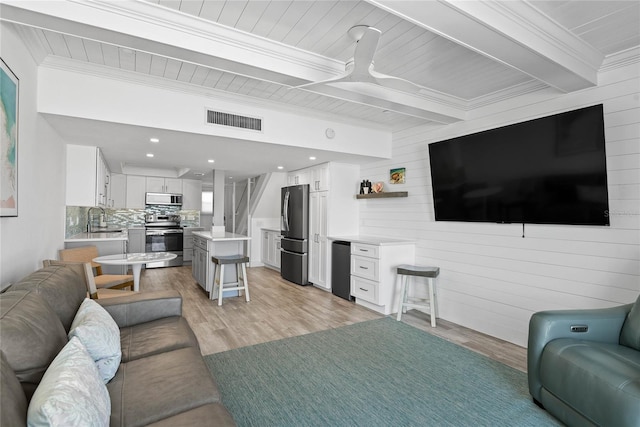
1,58 -> 18,217
390,167 -> 405,184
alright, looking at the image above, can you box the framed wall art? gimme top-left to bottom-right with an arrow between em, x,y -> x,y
1,58 -> 18,217
390,167 -> 405,184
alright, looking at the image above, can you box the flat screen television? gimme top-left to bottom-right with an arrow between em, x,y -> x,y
428,104 -> 609,226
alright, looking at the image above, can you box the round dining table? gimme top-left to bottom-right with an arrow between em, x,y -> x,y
92,252 -> 177,292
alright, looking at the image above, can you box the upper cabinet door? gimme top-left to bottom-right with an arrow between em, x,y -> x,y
146,177 -> 165,193
164,178 -> 182,194
182,179 -> 202,210
126,176 -> 146,208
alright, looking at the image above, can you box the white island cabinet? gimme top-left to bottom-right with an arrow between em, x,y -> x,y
191,231 -> 251,301
64,232 -> 129,275
329,236 -> 415,315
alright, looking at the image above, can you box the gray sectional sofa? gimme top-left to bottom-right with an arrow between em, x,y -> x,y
528,295 -> 640,426
0,264 -> 236,426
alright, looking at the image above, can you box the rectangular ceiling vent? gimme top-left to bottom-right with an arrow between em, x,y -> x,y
206,109 -> 262,132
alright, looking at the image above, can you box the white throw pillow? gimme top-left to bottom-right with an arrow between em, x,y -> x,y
27,337 -> 110,427
68,298 -> 121,383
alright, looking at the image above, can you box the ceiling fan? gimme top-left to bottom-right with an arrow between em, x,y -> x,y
292,25 -> 424,93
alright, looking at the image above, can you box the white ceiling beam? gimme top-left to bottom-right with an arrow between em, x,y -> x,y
368,0 -> 604,92
0,0 -> 465,123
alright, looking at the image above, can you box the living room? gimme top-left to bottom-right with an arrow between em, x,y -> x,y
1,1 -> 639,425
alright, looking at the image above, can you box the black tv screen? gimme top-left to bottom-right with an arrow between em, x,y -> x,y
428,104 -> 609,226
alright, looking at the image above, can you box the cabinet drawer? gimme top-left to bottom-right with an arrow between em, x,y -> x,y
351,255 -> 379,282
350,276 -> 378,304
351,243 -> 379,259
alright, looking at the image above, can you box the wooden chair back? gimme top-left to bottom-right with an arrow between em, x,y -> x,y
59,246 -> 103,275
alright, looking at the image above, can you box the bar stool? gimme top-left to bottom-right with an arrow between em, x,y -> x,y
396,265 -> 440,327
211,255 -> 250,306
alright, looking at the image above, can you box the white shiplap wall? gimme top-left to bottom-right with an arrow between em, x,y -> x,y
359,57 -> 640,347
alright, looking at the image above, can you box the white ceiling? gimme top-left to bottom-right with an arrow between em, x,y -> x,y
2,0 -> 639,182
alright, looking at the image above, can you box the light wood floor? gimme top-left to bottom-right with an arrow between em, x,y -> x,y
140,265 -> 527,372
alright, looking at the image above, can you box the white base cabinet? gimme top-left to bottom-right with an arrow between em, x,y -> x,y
348,240 -> 415,315
261,229 -> 281,270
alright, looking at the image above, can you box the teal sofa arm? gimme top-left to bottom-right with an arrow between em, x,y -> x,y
527,304 -> 633,401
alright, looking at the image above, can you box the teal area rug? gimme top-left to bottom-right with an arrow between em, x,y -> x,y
204,318 -> 560,426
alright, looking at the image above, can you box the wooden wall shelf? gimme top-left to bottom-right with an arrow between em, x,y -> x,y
356,191 -> 408,199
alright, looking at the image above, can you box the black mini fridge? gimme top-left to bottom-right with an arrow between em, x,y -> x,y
331,241 -> 352,301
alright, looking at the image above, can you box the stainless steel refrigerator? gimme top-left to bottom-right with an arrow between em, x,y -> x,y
280,184 -> 310,285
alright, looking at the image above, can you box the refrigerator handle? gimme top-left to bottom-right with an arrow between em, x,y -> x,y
282,190 -> 290,232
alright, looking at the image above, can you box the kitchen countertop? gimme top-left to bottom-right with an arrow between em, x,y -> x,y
328,235 -> 415,246
65,231 -> 129,242
192,231 -> 251,241
261,228 -> 280,233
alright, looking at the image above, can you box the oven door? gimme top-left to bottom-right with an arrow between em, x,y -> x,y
145,229 -> 183,253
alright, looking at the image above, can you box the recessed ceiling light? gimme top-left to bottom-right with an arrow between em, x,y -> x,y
150,138 -> 159,143
309,156 -> 316,160
146,153 -> 154,158
277,166 -> 284,170
208,159 -> 215,163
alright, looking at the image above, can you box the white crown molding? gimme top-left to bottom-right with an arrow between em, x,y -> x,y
600,47 -> 640,72
467,80 -> 551,110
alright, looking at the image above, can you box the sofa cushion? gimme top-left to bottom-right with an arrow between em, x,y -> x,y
119,316 -> 199,363
9,265 -> 87,332
0,290 -> 67,400
541,338 -> 640,426
146,403 -> 236,427
1,351 -> 27,426
27,337 -> 110,427
107,347 -> 221,427
620,294 -> 640,350
69,298 -> 121,383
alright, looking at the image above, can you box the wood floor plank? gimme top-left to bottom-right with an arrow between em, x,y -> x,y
139,265 -> 527,372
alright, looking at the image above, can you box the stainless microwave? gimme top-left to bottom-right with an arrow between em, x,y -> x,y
145,192 -> 183,206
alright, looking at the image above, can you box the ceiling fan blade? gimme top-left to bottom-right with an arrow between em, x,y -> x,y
351,26 -> 381,76
369,69 -> 423,93
290,73 -> 354,90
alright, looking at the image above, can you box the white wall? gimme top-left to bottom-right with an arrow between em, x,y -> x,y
0,23 -> 67,286
359,56 -> 640,347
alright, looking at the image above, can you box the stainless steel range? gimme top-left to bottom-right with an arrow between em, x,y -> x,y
144,213 -> 183,268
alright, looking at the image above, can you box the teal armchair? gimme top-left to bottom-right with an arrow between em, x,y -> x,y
527,297 -> 640,426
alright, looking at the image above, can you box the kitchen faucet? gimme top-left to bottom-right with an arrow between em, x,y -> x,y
87,207 -> 106,233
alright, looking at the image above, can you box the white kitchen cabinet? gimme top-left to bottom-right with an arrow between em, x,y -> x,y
125,175 -> 146,208
287,169 -> 310,186
261,229 -> 281,270
183,227 -> 203,264
127,227 -> 145,253
66,144 -> 110,207
349,240 -> 415,315
109,173 -> 126,208
192,235 -> 209,291
309,191 -> 328,288
310,164 -> 329,192
182,179 -> 202,210
146,177 -> 182,193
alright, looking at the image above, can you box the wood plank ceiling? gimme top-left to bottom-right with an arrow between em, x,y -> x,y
17,0 -> 638,131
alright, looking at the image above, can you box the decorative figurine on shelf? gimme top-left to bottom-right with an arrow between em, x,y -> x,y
360,180 -> 372,194
372,182 -> 384,193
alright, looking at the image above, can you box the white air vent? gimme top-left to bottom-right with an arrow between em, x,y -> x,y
206,109 -> 262,131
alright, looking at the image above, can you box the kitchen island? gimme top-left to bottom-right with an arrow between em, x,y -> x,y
64,231 -> 128,274
191,231 -> 251,300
